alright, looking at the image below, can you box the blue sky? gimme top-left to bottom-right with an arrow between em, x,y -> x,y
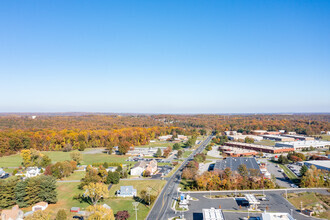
0,0 -> 329,113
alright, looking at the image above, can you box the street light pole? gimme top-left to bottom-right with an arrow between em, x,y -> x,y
290,209 -> 293,218
132,202 -> 139,220
285,189 -> 287,199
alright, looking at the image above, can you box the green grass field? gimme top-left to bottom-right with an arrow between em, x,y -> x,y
107,180 -> 166,219
0,149 -> 132,167
279,164 -> 300,184
39,179 -> 166,219
61,171 -> 85,181
319,135 -> 330,141
135,141 -> 174,148
183,150 -> 192,158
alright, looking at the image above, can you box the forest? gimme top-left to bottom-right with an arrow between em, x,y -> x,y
0,114 -> 329,156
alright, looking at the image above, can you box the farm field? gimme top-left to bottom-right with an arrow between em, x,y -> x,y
0,149 -> 132,167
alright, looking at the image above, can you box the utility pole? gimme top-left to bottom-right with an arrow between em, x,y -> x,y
290,209 -> 293,218
132,202 -> 139,220
300,201 -> 303,212
147,187 -> 151,206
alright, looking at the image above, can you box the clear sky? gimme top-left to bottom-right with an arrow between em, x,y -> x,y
0,0 -> 329,113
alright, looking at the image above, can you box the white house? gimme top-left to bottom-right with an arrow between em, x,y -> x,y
130,160 -> 157,176
0,168 -> 6,178
106,167 -> 117,172
117,186 -> 137,197
32,202 -> 48,211
25,167 -> 41,178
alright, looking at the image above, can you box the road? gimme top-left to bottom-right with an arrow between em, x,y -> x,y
146,134 -> 213,220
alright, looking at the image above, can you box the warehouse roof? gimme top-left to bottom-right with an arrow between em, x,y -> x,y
214,157 -> 260,172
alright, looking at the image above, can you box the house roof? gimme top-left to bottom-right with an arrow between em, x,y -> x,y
34,202 -> 48,207
1,205 -> 22,220
119,186 -> 136,195
132,160 -> 157,169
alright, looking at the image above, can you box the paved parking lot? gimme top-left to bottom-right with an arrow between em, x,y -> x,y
176,189 -> 329,220
264,161 -> 292,188
287,164 -> 302,177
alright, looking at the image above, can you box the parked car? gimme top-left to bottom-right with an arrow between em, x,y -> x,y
0,173 -> 10,179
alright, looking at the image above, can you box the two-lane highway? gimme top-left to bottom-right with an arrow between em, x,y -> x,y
147,135 -> 213,220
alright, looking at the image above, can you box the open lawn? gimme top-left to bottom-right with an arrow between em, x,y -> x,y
135,141 -> 174,148
183,150 -> 192,158
107,179 -> 166,219
165,162 -> 182,177
319,135 -> 330,141
61,171 -> 85,181
287,192 -> 330,219
0,149 -> 132,167
106,198 -> 150,220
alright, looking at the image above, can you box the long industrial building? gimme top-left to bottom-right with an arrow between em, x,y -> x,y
280,134 -> 314,141
224,142 -> 294,154
261,134 -> 295,142
275,140 -> 330,150
303,160 -> 330,171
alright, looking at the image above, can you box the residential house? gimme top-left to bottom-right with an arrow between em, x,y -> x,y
1,205 -> 24,220
130,159 -> 157,176
25,167 -> 41,178
106,167 -> 117,172
117,186 -> 137,197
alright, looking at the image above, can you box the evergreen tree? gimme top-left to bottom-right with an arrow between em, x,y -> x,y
15,179 -> 28,207
39,176 -> 57,204
155,148 -> 162,157
25,177 -> 41,206
300,165 -> 308,176
0,179 -> 17,208
56,209 -> 67,220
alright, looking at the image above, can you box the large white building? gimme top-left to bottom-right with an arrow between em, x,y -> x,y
275,140 -> 330,150
304,160 -> 330,171
227,134 -> 263,142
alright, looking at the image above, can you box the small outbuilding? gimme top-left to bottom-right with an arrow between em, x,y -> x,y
32,202 -> 48,211
70,207 -> 80,213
